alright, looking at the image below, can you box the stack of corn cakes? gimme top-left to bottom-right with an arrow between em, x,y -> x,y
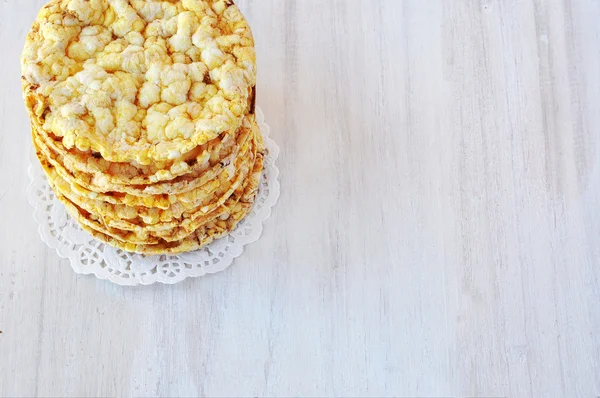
21,0 -> 263,254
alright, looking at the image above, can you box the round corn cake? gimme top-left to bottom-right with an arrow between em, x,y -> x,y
23,0 -> 264,255
22,0 -> 256,165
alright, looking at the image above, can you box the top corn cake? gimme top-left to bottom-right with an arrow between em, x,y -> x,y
21,0 -> 256,165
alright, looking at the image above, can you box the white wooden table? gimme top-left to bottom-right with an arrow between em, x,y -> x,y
1,1 -> 599,397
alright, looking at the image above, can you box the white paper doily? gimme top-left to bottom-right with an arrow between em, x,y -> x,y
27,108 -> 280,286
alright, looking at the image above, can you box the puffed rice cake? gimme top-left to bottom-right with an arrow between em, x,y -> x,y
22,0 -> 264,254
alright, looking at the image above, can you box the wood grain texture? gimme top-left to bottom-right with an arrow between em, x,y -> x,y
1,0 -> 599,397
